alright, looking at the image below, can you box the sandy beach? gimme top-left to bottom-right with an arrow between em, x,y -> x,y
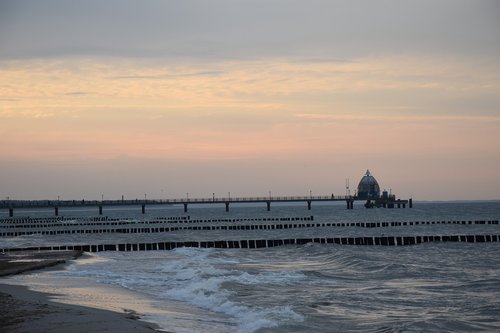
0,251 -> 163,333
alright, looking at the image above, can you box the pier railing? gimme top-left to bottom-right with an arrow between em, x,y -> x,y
0,195 -> 355,209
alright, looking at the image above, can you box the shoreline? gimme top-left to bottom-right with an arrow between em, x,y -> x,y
0,251 -> 166,333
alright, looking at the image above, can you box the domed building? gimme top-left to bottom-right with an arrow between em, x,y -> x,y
357,170 -> 380,199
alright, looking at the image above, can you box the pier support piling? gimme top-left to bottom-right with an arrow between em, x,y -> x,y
409,198 -> 413,208
184,203 -> 188,213
346,200 -> 354,209
99,206 -> 103,215
141,204 -> 146,214
266,201 -> 271,211
225,202 -> 230,212
54,207 -> 59,216
307,201 -> 311,210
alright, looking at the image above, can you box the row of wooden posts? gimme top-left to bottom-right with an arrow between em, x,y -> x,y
1,219 -> 498,238
2,234 -> 499,253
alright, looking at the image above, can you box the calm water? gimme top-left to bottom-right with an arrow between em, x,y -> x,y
2,201 -> 500,332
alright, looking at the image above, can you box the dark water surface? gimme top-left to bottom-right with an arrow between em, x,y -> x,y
2,201 -> 500,332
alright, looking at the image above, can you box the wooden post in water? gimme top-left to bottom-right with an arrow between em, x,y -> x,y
307,201 -> 311,210
225,202 -> 230,212
99,206 -> 103,215
54,206 -> 59,216
184,203 -> 188,213
266,201 -> 271,211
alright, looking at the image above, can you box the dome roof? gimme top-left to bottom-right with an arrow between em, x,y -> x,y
357,170 -> 380,199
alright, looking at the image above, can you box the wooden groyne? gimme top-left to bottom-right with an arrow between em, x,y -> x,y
0,216 -> 499,237
2,234 -> 500,253
1,218 -> 497,237
0,215 -> 311,227
0,216 -> 189,224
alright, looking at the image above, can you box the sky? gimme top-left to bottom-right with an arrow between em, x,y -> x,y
1,0 -> 499,201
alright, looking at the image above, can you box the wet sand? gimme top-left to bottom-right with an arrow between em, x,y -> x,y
0,251 -> 164,333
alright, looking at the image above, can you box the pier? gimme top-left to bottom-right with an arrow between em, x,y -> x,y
1,170 -> 415,216
0,195 -> 411,217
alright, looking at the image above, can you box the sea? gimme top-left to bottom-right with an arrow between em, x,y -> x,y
2,201 -> 500,333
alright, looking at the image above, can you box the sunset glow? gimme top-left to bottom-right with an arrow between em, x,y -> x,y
1,0 -> 499,200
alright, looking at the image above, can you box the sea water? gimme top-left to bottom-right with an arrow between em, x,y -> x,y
2,201 -> 500,332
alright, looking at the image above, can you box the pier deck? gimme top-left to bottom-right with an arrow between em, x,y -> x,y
1,195 -> 411,216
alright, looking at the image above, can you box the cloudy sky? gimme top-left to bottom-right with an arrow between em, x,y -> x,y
1,0 -> 499,201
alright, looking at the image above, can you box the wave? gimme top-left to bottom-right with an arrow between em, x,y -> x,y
158,247 -> 304,333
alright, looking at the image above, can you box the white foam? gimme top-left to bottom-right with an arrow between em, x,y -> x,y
51,249 -> 305,333
69,252 -> 114,266
235,270 -> 306,285
157,248 -> 305,333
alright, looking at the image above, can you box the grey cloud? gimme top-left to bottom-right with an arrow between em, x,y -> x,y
0,0 -> 499,61
110,71 -> 225,80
